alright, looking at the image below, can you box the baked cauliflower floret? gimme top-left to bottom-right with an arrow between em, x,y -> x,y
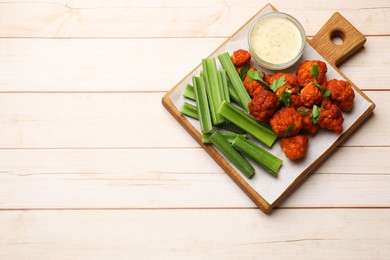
296,60 -> 327,87
280,135 -> 309,160
270,107 -> 303,137
297,106 -> 319,135
326,79 -> 355,111
318,99 -> 344,134
289,94 -> 303,109
244,68 -> 266,97
268,73 -> 299,100
300,83 -> 323,107
231,49 -> 251,67
248,89 -> 278,123
268,72 -> 299,88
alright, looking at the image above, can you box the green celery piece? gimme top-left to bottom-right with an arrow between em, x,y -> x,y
181,102 -> 199,120
227,81 -> 240,104
218,101 -> 277,147
202,133 -> 246,144
193,76 -> 213,134
202,58 -> 225,125
209,131 -> 255,178
232,135 -> 282,177
219,121 -> 246,134
218,52 -> 251,112
183,84 -> 196,101
218,69 -> 230,103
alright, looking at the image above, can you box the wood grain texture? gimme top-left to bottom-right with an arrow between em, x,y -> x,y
0,0 -> 388,37
0,147 -> 389,209
1,209 -> 390,259
309,12 -> 366,66
0,91 -> 386,149
162,5 -> 375,212
0,37 -> 388,92
0,0 -> 389,258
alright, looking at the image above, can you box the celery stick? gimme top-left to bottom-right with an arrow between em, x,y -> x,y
232,135 -> 282,177
218,101 -> 277,147
181,102 -> 199,120
183,84 -> 195,101
218,70 -> 230,103
202,133 -> 246,144
227,81 -> 241,104
193,76 -> 213,134
218,52 -> 251,112
202,58 -> 225,125
219,121 -> 246,134
209,131 -> 255,178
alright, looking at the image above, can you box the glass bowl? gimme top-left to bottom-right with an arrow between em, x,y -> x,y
248,12 -> 306,70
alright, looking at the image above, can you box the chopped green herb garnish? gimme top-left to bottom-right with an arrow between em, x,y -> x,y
311,64 -> 319,79
311,105 -> 321,124
270,76 -> 286,92
284,124 -> 296,137
297,108 -> 309,115
312,82 -> 325,93
239,64 -> 249,81
312,81 -> 332,98
323,89 -> 332,98
280,91 -> 291,107
247,70 -> 269,86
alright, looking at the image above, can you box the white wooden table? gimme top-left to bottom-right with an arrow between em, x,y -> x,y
0,1 -> 389,259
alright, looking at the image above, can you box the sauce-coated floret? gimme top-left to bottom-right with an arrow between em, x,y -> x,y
300,83 -> 323,107
280,135 -> 309,160
270,107 -> 303,137
244,68 -> 265,97
289,94 -> 303,109
296,60 -> 327,87
318,99 -> 344,134
326,79 -> 355,111
231,49 -> 251,67
248,89 -> 278,123
268,72 -> 299,88
297,106 -> 319,135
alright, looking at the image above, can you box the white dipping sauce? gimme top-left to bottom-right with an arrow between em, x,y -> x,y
250,15 -> 303,65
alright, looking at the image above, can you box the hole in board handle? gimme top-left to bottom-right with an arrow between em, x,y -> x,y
331,29 -> 345,45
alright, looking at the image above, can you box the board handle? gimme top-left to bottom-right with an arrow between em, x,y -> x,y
309,12 -> 366,67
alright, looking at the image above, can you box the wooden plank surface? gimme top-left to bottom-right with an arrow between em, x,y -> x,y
0,91 -> 385,148
0,0 -> 389,258
0,37 -> 387,92
0,0 -> 388,37
0,147 -> 389,209
1,209 -> 389,259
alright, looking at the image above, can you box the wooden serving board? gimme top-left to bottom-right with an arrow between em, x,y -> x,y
162,4 -> 375,214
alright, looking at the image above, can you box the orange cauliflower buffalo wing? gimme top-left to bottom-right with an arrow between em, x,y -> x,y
231,49 -> 251,67
290,94 -> 303,109
318,99 -> 344,134
243,68 -> 266,97
300,83 -> 323,107
326,79 -> 355,111
297,106 -> 319,135
270,107 -> 303,137
268,73 -> 300,100
248,89 -> 278,123
280,135 -> 309,160
296,60 -> 327,87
